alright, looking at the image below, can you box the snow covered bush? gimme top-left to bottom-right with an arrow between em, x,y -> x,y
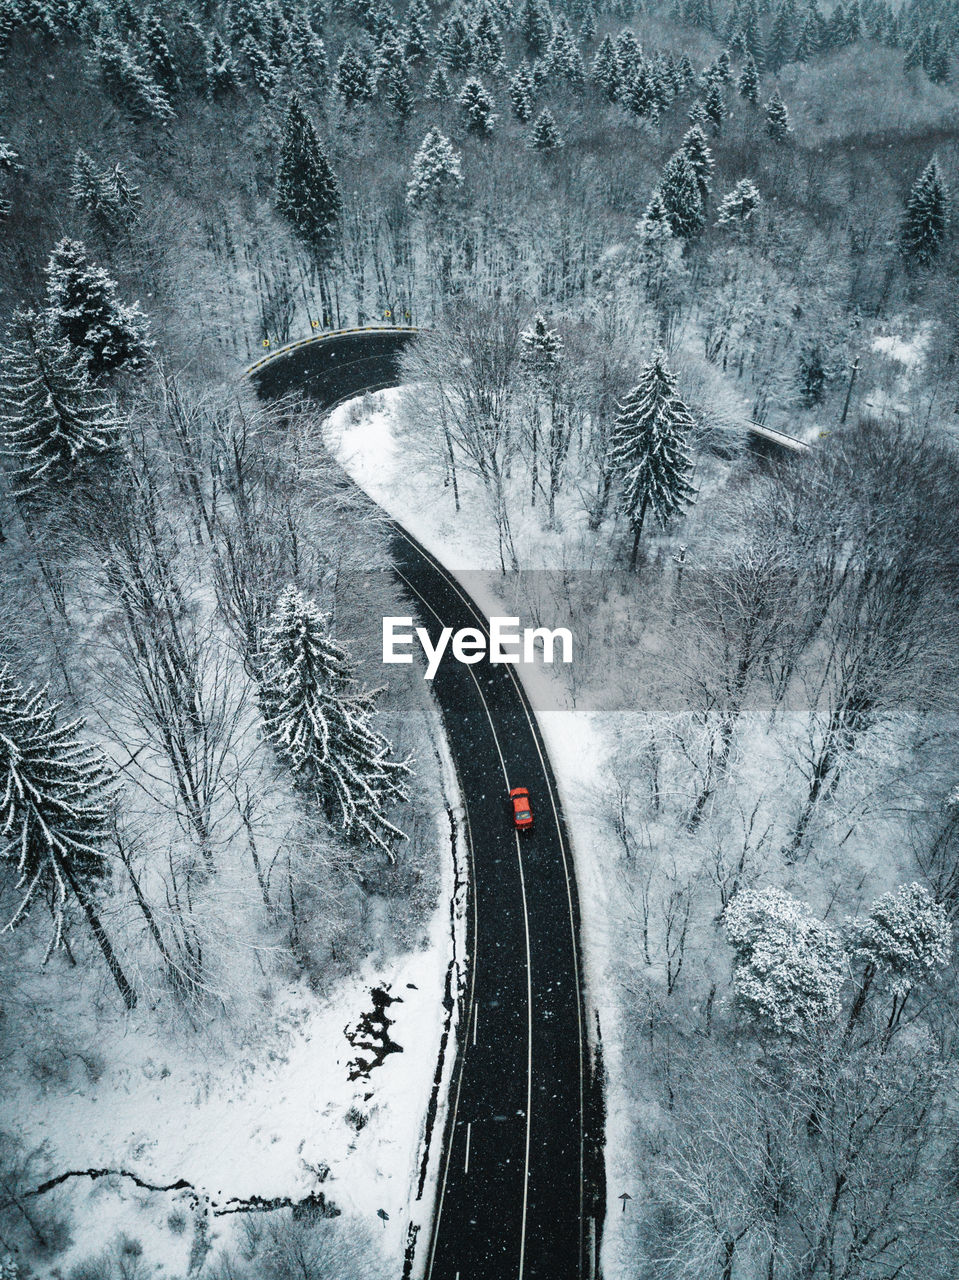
724,886 -> 847,1037
848,883 -> 952,996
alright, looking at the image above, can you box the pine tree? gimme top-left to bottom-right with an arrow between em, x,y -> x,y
205,31 -> 240,100
521,312 -> 563,372
703,79 -> 727,133
260,587 -> 410,857
846,0 -> 862,41
0,666 -> 136,1005
229,0 -> 266,46
927,45 -> 950,84
106,162 -> 141,228
738,51 -> 760,102
680,124 -> 714,206
458,76 -> 497,135
509,64 -> 536,119
716,176 -> 762,225
0,6 -> 13,64
425,64 -> 453,100
687,97 -> 709,129
634,189 -> 684,299
383,56 -> 415,123
335,42 -> 376,107
796,341 -> 828,405
404,0 -> 432,62
767,2 -> 794,70
529,106 -> 564,151
440,11 -> 474,70
473,5 -> 505,74
764,88 -> 792,141
615,28 -> 642,82
899,156 -> 949,267
591,33 -> 621,99
276,96 -> 342,253
0,309 -> 124,496
44,239 -> 151,378
622,63 -> 659,119
72,152 -> 140,232
294,27 -> 329,82
902,35 -> 923,72
660,149 -> 706,239
520,0 -> 552,56
69,147 -> 110,220
545,16 -> 586,87
142,13 -> 179,95
580,6 -> 597,43
374,29 -> 406,77
94,33 -> 174,121
406,126 -> 463,211
611,349 -> 696,568
0,137 -> 20,174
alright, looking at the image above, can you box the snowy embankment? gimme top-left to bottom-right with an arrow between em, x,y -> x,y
326,389 -> 634,1276
2,701 -> 465,1280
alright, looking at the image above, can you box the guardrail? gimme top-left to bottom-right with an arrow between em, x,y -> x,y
245,326 -> 813,455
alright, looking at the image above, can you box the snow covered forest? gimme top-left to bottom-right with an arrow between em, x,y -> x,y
1,0 -> 959,1275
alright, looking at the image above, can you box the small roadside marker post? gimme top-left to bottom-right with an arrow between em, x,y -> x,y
619,1192 -> 632,1213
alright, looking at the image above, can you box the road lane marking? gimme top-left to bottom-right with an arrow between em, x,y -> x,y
393,531 -> 588,1272
472,1004 -> 478,1046
394,566 -> 534,1280
424,794 -> 479,1280
464,1121 -> 472,1174
514,826 -> 534,1280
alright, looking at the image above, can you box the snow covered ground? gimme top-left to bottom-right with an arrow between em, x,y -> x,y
1,703 -> 465,1279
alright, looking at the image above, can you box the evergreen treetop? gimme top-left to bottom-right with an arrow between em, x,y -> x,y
899,156 -> 949,266
0,308 -> 124,497
260,586 -> 411,857
610,348 -> 697,566
406,126 -> 463,211
275,95 -> 343,253
44,238 -> 151,378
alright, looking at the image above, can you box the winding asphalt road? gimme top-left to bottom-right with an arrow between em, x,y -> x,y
248,328 -> 604,1280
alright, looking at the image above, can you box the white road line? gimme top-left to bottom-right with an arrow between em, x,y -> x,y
464,1122 -> 472,1174
393,531 -> 588,1270
472,1004 -> 478,1046
423,788 -> 479,1280
395,566 -> 535,1280
514,835 -> 534,1280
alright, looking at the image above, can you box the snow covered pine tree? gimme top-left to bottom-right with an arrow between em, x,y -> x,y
260,586 -> 411,859
406,127 -> 463,213
899,156 -> 950,267
44,239 -> 151,379
0,666 -> 136,1007
0,308 -> 124,498
276,95 -> 343,256
611,349 -> 697,569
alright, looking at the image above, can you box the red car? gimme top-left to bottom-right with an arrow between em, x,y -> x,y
509,786 -> 533,830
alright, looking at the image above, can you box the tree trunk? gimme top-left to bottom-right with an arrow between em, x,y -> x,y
629,495 -> 649,571
60,859 -> 137,1010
